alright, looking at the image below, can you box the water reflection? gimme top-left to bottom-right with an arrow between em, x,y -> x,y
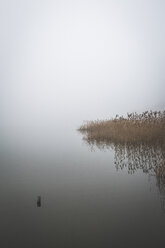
113,143 -> 165,211
80,131 -> 165,211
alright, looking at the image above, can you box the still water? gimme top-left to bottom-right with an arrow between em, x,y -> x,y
0,124 -> 165,248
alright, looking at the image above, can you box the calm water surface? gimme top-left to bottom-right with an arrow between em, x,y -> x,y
0,124 -> 165,248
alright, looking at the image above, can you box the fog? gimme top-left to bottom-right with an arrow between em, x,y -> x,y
1,0 -> 165,129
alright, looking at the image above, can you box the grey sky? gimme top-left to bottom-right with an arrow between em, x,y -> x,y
1,0 -> 165,127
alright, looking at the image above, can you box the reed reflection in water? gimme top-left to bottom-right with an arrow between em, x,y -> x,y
80,131 -> 165,211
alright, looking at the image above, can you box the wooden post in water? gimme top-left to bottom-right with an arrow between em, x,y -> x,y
37,196 -> 41,207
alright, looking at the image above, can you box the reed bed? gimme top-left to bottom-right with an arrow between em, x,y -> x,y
78,111 -> 165,208
78,110 -> 165,145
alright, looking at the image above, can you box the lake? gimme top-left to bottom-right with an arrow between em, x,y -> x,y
0,123 -> 165,248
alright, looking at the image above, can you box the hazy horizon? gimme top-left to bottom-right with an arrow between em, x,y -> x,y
1,0 -> 165,128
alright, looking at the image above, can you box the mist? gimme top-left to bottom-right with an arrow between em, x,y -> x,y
1,0 -> 165,129
1,2 -> 165,247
